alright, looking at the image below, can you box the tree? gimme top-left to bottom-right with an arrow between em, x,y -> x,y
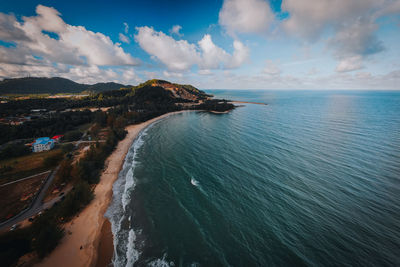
64,130 -> 82,142
106,115 -> 115,128
57,182 -> 93,219
89,123 -> 101,138
0,228 -> 31,266
114,116 -> 127,129
0,143 -> 31,160
94,111 -> 107,127
57,159 -> 72,183
61,143 -> 74,153
31,219 -> 64,258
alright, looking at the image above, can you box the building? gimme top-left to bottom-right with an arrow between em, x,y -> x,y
32,137 -> 55,152
0,117 -> 30,125
51,135 -> 64,143
31,109 -> 47,113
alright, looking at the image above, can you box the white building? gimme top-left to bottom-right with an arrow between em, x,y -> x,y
32,137 -> 55,152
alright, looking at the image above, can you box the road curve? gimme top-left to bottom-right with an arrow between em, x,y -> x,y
0,165 -> 60,231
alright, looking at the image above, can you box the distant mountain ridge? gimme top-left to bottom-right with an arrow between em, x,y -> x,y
0,77 -> 129,95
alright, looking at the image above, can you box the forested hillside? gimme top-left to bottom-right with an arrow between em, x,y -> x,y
0,77 -> 128,95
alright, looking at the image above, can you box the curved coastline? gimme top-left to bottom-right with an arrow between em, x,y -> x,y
35,110 -> 192,267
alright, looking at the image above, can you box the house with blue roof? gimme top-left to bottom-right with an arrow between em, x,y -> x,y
32,137 -> 55,152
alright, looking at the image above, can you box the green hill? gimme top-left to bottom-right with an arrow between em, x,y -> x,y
134,79 -> 212,100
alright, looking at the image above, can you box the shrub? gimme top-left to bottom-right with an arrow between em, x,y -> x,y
63,130 -> 82,142
61,143 -> 74,153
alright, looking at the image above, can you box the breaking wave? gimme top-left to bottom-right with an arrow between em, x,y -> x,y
105,127 -> 149,267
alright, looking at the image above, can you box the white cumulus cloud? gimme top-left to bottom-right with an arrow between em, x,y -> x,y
0,13 -> 30,41
281,0 -> 398,72
170,25 -> 183,36
119,22 -> 131,43
135,26 -> 248,71
135,26 -> 200,71
227,40 -> 249,68
263,60 -> 281,75
198,34 -> 229,69
217,0 -> 399,73
335,56 -> 364,72
282,0 -> 382,40
0,5 -> 140,83
119,33 -> 130,44
123,22 -> 129,34
219,0 -> 275,35
163,71 -> 184,78
0,5 -> 138,67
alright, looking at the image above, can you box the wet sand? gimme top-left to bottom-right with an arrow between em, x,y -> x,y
95,219 -> 113,267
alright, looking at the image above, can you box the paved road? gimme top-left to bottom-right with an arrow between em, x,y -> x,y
0,165 -> 60,231
62,140 -> 105,146
0,170 -> 51,187
74,131 -> 88,148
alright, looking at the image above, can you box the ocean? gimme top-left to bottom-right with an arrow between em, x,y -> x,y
106,90 -> 400,266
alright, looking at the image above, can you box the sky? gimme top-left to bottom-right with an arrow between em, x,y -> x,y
0,0 -> 400,89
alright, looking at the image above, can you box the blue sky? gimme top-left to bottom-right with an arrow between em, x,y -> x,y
0,0 -> 400,89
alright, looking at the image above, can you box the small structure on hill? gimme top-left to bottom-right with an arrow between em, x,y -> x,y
51,135 -> 64,143
32,137 -> 55,152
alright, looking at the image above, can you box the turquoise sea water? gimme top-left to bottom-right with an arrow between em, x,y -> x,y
107,90 -> 400,266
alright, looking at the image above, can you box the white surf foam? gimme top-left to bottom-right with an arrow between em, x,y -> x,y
105,127 -> 151,267
191,177 -> 200,187
105,116 -> 178,267
126,229 -> 140,266
147,253 -> 174,267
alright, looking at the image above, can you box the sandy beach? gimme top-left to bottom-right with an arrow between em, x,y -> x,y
36,111 -> 188,267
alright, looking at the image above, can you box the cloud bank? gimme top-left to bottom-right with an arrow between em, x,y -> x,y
219,0 -> 400,73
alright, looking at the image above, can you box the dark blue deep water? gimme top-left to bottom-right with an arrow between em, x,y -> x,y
107,90 -> 400,266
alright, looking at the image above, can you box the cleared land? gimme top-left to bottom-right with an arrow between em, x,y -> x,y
0,171 -> 49,222
0,149 -> 62,184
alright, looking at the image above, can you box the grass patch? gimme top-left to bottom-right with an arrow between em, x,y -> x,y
0,149 -> 62,184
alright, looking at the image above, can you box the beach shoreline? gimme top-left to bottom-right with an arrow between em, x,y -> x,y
35,110 -> 189,267
230,101 -> 267,105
